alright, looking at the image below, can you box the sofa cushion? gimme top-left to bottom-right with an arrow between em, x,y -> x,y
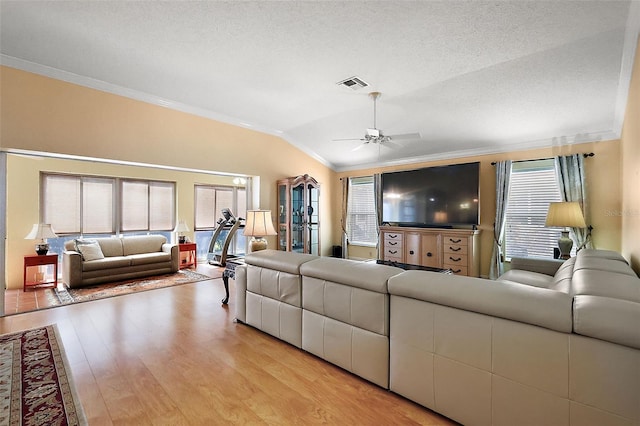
82,256 -> 131,272
74,239 -> 105,261
577,249 -> 628,263
497,270 -> 553,288
245,249 -> 318,274
129,252 -> 172,266
573,295 -> 640,349
388,271 -> 573,333
96,237 -> 125,257
122,235 -> 167,256
300,257 -> 403,293
573,256 -> 636,276
570,269 -> 640,302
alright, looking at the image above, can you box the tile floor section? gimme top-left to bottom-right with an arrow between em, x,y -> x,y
4,284 -> 61,315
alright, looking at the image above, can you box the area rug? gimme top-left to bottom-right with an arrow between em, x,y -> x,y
49,269 -> 219,306
0,324 -> 87,425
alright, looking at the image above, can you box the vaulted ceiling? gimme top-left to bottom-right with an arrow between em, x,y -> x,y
1,1 -> 638,171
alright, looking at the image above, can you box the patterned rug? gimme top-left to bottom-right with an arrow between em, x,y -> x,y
0,324 -> 87,425
49,269 -> 219,306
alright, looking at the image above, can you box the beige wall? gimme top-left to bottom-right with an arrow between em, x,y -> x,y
1,66 -> 337,289
337,140 -> 622,278
621,36 -> 640,274
2,56 -> 635,285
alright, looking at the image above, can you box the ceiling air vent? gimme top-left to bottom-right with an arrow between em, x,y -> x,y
336,76 -> 369,91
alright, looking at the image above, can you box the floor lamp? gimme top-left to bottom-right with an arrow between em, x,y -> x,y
545,202 -> 587,259
244,210 -> 277,252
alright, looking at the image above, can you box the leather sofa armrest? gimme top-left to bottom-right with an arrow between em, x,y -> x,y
163,243 -> 179,272
509,257 -> 565,276
573,295 -> 640,349
62,250 -> 83,288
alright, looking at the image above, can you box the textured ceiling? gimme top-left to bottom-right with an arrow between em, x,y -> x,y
1,1 -> 639,171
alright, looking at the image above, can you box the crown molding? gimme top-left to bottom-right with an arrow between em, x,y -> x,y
333,130 -> 617,172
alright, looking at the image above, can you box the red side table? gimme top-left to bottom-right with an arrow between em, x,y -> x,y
23,254 -> 58,291
179,243 -> 197,269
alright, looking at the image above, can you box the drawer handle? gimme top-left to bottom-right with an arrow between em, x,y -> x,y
449,256 -> 462,262
388,241 -> 398,246
449,238 -> 462,244
452,269 -> 462,273
409,250 -> 415,255
389,235 -> 398,239
389,250 -> 398,254
449,246 -> 461,252
426,252 -> 433,257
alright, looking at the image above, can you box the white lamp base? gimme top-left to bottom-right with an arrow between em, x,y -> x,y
557,230 -> 573,260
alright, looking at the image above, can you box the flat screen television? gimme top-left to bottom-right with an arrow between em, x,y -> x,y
381,162 -> 480,228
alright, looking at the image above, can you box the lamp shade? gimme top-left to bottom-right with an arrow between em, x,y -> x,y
24,223 -> 58,240
545,202 -> 587,228
243,210 -> 277,237
174,220 -> 190,233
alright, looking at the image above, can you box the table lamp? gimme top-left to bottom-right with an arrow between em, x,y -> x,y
545,202 -> 587,259
25,223 -> 58,255
243,210 -> 277,252
174,220 -> 190,244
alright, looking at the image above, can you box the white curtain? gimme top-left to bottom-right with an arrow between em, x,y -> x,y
490,161 -> 512,279
374,173 -> 383,259
555,154 -> 591,249
341,177 -> 349,258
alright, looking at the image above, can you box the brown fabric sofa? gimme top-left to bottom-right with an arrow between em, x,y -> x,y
62,235 -> 179,288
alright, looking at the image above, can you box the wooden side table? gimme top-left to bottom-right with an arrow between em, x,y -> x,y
24,254 -> 58,291
179,243 -> 197,269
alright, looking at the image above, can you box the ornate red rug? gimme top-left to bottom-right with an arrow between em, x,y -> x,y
49,269 -> 220,306
0,324 -> 86,425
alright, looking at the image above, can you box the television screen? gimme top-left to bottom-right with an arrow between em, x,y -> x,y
381,162 -> 480,227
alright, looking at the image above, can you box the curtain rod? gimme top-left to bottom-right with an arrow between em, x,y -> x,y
491,152 -> 594,166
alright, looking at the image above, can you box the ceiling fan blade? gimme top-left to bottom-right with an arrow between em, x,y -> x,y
382,140 -> 403,150
388,132 -> 421,140
351,142 -> 369,151
332,137 -> 365,142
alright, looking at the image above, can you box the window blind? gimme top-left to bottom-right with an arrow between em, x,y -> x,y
121,180 -> 175,232
43,175 -> 82,234
194,185 -> 239,230
504,160 -> 563,259
347,176 -> 378,245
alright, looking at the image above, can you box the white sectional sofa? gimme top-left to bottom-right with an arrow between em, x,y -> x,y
62,235 -> 179,288
235,249 -> 640,426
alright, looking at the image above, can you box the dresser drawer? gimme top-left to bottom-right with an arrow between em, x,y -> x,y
443,235 -> 466,246
445,265 -> 468,276
443,244 -> 468,255
383,248 -> 403,262
444,253 -> 467,264
384,239 -> 402,250
384,233 -> 403,243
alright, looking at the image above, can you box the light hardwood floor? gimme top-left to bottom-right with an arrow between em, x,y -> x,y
1,267 -> 456,425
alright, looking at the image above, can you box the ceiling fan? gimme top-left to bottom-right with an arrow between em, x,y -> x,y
333,92 -> 420,151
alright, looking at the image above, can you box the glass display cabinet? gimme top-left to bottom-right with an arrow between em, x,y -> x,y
277,174 -> 320,255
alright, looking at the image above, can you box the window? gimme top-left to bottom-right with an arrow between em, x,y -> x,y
43,173 -> 175,236
194,185 -> 246,259
504,159 -> 566,259
121,180 -> 175,233
43,174 -> 115,234
347,176 -> 378,245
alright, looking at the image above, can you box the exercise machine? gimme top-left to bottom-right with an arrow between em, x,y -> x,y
207,208 -> 245,266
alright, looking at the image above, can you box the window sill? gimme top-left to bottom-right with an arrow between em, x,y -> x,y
348,242 -> 377,248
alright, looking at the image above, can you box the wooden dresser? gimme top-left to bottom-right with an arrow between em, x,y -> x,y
379,226 -> 480,277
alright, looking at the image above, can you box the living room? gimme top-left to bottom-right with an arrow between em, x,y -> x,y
1,2 -> 639,424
